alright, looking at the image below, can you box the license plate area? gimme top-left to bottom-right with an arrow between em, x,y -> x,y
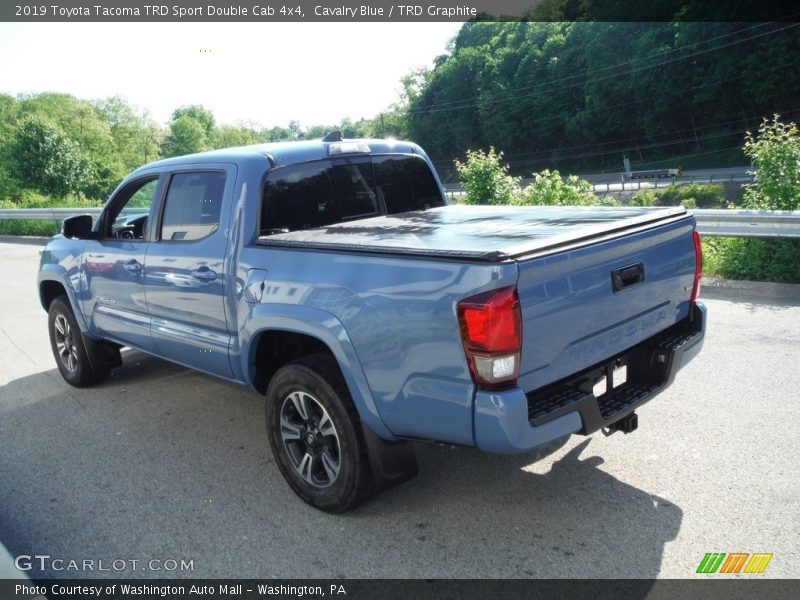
593,361 -> 628,398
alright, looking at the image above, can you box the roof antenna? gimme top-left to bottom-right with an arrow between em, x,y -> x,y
322,131 -> 342,142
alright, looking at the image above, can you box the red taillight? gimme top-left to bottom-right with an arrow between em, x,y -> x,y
457,286 -> 522,388
691,230 -> 703,303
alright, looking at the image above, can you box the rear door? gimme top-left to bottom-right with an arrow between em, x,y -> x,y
144,165 -> 235,378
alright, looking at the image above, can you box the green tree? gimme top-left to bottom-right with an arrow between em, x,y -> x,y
171,105 -> 215,138
743,115 -> 800,210
18,92 -> 119,196
405,21 -> 800,178
0,94 -> 21,199
10,118 -> 91,199
162,105 -> 216,157
163,115 -> 209,157
97,96 -> 163,170
213,124 -> 259,148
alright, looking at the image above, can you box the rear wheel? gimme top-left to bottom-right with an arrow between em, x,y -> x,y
265,354 -> 373,512
48,296 -> 109,387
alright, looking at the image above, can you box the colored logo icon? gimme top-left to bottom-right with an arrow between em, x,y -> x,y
696,552 -> 773,574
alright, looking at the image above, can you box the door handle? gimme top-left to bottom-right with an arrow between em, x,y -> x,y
191,267 -> 217,281
123,260 -> 143,273
612,262 -> 644,292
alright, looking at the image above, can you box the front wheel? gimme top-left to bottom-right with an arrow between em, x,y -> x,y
265,354 -> 373,512
48,296 -> 109,387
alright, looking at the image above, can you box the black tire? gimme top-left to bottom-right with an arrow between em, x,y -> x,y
48,295 -> 109,387
265,354 -> 373,513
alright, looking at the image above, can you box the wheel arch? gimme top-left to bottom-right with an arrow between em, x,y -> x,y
40,279 -> 67,311
241,305 -> 394,441
38,267 -> 91,333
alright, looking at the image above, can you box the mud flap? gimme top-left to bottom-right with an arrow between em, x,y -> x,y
81,333 -> 122,370
360,422 -> 419,493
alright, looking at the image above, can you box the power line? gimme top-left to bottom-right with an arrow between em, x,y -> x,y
408,22 -> 800,117
423,53 -> 800,168
411,21 -> 775,113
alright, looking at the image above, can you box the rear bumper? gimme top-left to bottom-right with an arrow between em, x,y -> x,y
474,302 -> 706,453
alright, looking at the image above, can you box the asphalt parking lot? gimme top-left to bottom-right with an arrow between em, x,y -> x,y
1,238 -> 798,579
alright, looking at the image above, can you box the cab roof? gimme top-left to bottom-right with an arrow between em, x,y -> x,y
134,138 -> 422,173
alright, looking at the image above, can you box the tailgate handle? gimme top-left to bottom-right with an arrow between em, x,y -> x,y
612,262 -> 644,292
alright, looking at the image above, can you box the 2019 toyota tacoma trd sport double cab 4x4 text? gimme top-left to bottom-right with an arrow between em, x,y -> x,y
38,136 -> 705,512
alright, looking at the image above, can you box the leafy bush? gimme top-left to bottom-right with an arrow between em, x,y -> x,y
631,189 -> 659,207
703,237 -> 800,283
698,116 -> 800,283
454,147 -> 520,205
743,115 -> 800,210
516,169 -> 599,206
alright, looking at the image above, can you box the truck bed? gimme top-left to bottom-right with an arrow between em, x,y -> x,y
256,204 -> 689,262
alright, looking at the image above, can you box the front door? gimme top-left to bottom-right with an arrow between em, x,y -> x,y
82,175 -> 161,352
144,167 -> 234,378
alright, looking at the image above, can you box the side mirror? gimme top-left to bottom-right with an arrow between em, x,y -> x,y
62,215 -> 94,239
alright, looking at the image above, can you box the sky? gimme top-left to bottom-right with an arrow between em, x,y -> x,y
0,22 -> 463,128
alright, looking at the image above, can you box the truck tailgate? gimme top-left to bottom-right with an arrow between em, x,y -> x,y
515,214 -> 697,394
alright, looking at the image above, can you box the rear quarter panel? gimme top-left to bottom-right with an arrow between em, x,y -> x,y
237,245 -> 518,446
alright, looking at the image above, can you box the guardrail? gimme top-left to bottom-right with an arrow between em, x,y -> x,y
0,207 -> 103,220
591,173 -> 754,192
693,209 -> 800,238
1,207 -> 799,238
443,172 -> 755,194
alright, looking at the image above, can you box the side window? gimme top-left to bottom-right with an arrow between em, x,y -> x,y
262,161 -> 338,233
105,177 -> 158,240
160,171 -> 226,242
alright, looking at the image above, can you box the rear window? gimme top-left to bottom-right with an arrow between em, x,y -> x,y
373,155 -> 443,214
261,155 -> 443,234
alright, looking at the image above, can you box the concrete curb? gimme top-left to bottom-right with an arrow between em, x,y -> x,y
703,277 -> 800,306
0,235 -> 51,246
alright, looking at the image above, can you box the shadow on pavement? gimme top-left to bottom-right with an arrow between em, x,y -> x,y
0,351 -> 681,582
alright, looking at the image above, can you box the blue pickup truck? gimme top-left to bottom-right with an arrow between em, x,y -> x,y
37,136 -> 705,511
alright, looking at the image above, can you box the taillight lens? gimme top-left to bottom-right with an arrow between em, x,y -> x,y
691,230 -> 703,303
457,286 -> 522,388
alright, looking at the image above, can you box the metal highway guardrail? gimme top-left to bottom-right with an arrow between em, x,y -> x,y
693,209 -> 800,238
0,207 -> 103,220
1,207 -> 799,238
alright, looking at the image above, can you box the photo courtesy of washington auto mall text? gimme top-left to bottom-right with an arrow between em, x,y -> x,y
14,583 -> 349,598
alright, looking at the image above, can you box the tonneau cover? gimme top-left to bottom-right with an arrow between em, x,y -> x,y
256,204 -> 688,262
